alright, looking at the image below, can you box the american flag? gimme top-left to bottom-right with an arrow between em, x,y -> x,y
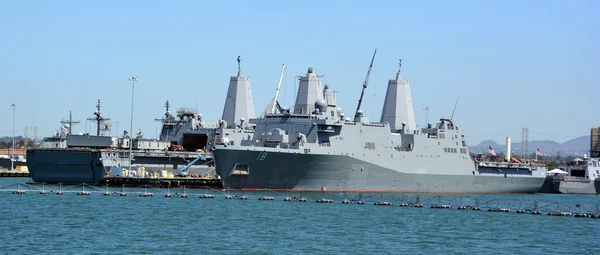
536,148 -> 543,156
489,145 -> 497,156
61,125 -> 68,133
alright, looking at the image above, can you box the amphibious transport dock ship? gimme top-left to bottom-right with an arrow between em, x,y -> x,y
213,55 -> 547,193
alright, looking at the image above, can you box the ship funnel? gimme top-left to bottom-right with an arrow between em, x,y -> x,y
506,136 -> 511,161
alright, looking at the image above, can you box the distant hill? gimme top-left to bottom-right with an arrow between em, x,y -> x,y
469,136 -> 590,156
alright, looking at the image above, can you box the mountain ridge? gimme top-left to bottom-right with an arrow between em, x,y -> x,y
468,136 -> 590,156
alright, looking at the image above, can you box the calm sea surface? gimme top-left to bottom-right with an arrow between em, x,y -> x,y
1,178 -> 599,254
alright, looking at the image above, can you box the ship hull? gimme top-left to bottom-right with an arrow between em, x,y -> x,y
27,149 -> 214,185
539,177 -> 598,194
26,149 -> 104,184
213,148 -> 545,193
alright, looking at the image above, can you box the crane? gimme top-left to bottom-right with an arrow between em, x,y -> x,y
354,49 -> 377,120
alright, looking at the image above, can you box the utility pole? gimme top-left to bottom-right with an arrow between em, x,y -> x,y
11,103 -> 16,171
128,76 -> 139,174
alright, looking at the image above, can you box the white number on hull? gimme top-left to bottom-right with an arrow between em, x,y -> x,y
257,152 -> 268,161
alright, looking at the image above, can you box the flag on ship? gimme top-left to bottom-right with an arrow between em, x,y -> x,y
489,145 -> 497,156
536,148 -> 543,156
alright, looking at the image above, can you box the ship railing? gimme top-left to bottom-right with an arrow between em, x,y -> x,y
361,122 -> 386,127
549,176 -> 589,182
477,161 -> 537,169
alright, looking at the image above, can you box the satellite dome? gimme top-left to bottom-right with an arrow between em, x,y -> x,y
356,109 -> 364,117
198,113 -> 202,118
345,117 -> 351,122
240,117 -> 245,122
339,112 -> 345,118
314,99 -> 327,113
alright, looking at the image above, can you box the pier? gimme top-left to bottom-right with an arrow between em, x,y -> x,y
0,171 -> 29,177
100,176 -> 222,189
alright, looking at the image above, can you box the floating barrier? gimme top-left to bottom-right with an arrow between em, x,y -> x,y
316,198 -> 333,203
548,211 -> 572,216
488,208 -> 511,212
3,182 -> 600,220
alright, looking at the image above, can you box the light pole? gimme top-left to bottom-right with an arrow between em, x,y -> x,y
128,76 -> 138,175
11,103 -> 15,171
423,106 -> 431,127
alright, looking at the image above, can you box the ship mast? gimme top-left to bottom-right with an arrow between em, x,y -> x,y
60,110 -> 80,135
354,49 -> 377,120
86,99 -> 110,136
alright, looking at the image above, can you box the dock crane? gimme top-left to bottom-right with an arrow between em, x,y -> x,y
354,49 -> 377,121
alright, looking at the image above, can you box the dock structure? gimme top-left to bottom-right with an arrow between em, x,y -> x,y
0,171 -> 29,177
101,176 -> 222,189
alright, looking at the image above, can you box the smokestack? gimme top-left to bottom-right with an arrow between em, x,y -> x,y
506,136 -> 511,162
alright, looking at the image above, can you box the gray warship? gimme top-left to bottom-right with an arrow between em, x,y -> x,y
26,99 -> 218,184
213,54 -> 547,193
539,128 -> 600,194
538,156 -> 600,194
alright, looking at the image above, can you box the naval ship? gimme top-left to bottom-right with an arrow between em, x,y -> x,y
213,54 -> 547,193
26,56 -> 257,185
538,156 -> 600,194
539,127 -> 600,194
27,100 -> 217,184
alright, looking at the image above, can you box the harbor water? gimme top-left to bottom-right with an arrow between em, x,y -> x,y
1,178 -> 599,254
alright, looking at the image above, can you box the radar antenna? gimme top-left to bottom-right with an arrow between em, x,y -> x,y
237,55 -> 241,72
86,99 -> 110,136
354,49 -> 377,120
398,58 -> 402,73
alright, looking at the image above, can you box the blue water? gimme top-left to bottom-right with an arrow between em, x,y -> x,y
1,178 -> 599,254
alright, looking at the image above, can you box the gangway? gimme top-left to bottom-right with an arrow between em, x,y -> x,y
178,154 -> 206,174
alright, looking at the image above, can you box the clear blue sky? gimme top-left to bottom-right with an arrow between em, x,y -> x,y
1,0 -> 598,145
